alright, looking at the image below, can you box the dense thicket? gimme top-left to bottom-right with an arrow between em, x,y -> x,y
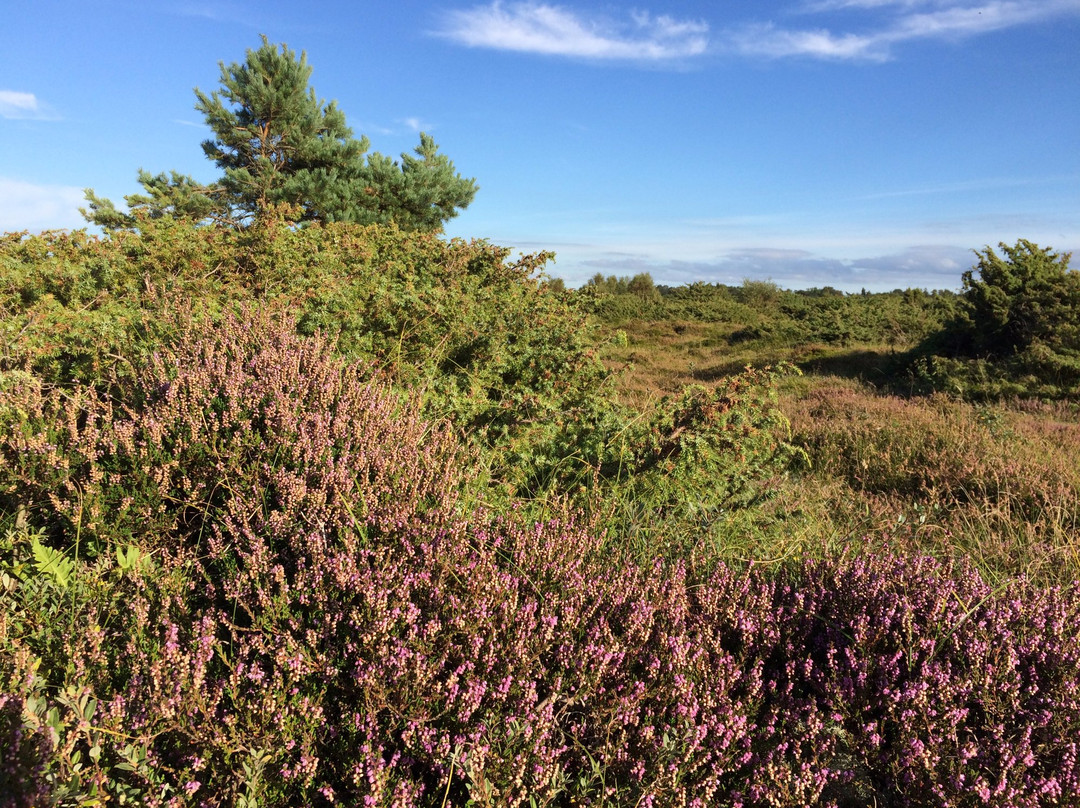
949,240 -> 1079,358
0,218 -> 797,532
585,243 -> 1080,401
902,241 -> 1080,398
584,273 -> 959,351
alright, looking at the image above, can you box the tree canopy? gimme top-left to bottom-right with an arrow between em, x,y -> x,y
84,37 -> 477,231
948,239 -> 1079,358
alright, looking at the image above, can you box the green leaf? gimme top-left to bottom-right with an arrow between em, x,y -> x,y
30,535 -> 74,589
116,544 -> 153,574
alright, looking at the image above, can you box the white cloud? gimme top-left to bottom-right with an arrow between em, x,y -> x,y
0,90 -> 58,120
0,178 -> 86,233
400,117 -> 433,133
436,0 -> 1078,63
889,1 -> 1070,39
435,2 -> 709,61
849,244 -> 973,278
727,24 -> 885,61
728,0 -> 1080,61
579,243 -> 974,291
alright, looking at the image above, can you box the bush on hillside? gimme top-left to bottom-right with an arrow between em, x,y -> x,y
0,219 -> 805,523
911,240 -> 1080,399
585,276 -> 958,354
0,219 -> 612,493
2,234 -> 1079,806
948,240 -> 1079,359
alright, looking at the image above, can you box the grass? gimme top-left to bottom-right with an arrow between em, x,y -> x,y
598,315 -> 1080,587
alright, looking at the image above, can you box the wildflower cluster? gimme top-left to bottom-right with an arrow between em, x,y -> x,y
2,310 -> 1078,806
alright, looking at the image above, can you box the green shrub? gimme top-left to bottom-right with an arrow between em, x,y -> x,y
949,240 -> 1079,358
0,220 -> 617,496
904,240 -> 1080,399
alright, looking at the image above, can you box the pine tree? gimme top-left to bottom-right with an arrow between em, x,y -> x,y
193,37 -> 369,223
85,37 -> 476,231
359,133 -> 479,231
82,170 -> 229,229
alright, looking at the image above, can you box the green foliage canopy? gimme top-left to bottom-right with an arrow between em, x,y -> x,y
951,239 -> 1079,358
83,37 -> 477,231
905,240 -> 1080,399
0,217 -> 798,531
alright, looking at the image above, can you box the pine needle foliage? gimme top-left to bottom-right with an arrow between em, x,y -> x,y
83,37 -> 477,231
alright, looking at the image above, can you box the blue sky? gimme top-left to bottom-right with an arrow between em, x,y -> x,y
2,0 -> 1077,291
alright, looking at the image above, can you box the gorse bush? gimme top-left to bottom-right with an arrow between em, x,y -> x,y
588,366 -> 805,543
0,218 -> 613,498
950,240 -> 1079,359
910,240 -> 1080,399
586,276 -> 958,352
0,217 -> 801,523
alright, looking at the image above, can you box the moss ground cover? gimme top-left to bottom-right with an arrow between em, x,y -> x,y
2,225 -> 1079,806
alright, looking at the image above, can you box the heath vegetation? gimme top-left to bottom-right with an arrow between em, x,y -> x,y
2,38 -> 1079,808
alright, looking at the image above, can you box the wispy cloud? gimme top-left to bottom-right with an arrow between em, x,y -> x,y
400,117 -> 433,133
729,0 -> 1080,61
437,0 -> 1078,63
435,2 -> 709,61
893,0 -> 1075,37
0,90 -> 58,120
726,24 -> 884,61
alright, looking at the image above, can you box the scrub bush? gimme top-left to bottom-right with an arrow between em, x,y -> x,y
0,219 -> 613,498
5,222 -> 1078,806
949,241 -> 1079,359
4,507 -> 1078,804
0,220 -> 799,523
911,241 -> 1080,399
